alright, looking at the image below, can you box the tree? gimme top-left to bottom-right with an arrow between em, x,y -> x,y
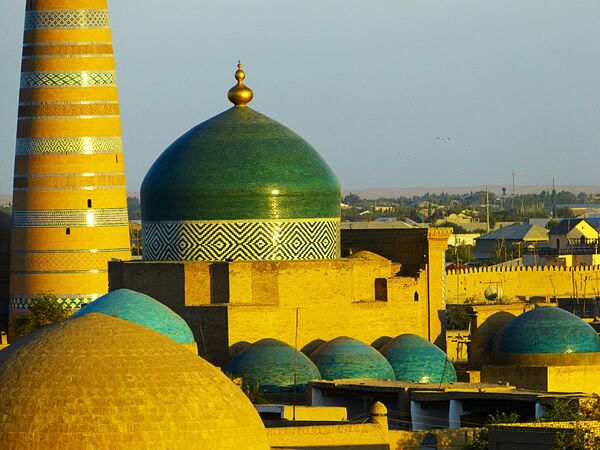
12,294 -> 71,340
127,196 -> 141,220
462,411 -> 520,450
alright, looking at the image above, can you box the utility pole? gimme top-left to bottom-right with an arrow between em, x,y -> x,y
512,171 -> 516,196
486,187 -> 490,233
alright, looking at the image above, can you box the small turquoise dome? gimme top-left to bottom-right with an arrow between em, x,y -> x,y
224,339 -> 321,394
380,334 -> 457,383
73,289 -> 195,345
492,306 -> 600,355
310,337 -> 394,380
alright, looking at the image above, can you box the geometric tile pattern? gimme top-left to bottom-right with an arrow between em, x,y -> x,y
10,251 -> 129,272
21,71 -> 117,88
24,10 -> 110,30
143,218 -> 340,261
13,173 -> 126,190
12,208 -> 129,228
9,294 -> 101,312
15,137 -> 123,155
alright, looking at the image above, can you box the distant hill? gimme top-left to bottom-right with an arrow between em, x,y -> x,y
343,185 -> 600,199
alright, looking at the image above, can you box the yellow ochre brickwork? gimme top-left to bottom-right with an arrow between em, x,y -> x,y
447,265 -> 600,304
9,0 -> 131,321
0,313 -> 270,449
109,255 -> 443,367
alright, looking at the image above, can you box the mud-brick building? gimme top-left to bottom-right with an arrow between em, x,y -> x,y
108,65 -> 452,366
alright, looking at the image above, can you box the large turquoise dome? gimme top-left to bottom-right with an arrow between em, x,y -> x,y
224,339 -> 321,395
73,289 -> 195,345
310,337 -> 395,380
380,334 -> 457,383
492,306 -> 600,355
141,65 -> 341,262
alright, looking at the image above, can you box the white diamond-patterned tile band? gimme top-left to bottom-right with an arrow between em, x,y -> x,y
143,219 -> 340,261
12,209 -> 129,228
16,137 -> 123,155
24,10 -> 110,30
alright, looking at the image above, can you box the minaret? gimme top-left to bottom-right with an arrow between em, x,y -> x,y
9,0 -> 131,324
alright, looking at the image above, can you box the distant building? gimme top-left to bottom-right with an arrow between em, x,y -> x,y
523,218 -> 600,267
474,223 -> 548,260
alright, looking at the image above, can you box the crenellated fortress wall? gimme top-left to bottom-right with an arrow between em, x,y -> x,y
447,265 -> 600,304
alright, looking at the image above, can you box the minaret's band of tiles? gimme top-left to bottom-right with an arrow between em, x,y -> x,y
21,71 -> 117,88
14,172 -> 126,190
12,208 -> 129,228
16,137 -> 123,155
143,219 -> 340,261
9,294 -> 101,312
24,10 -> 110,30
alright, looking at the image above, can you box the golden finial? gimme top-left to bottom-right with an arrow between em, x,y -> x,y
228,61 -> 254,107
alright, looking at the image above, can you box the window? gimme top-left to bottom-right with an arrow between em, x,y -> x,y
87,199 -> 92,208
414,291 -> 419,302
66,228 -> 71,235
375,278 -> 388,301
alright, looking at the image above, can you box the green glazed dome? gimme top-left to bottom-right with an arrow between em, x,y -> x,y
224,339 -> 321,394
492,306 -> 600,355
73,289 -> 195,345
310,337 -> 395,381
380,334 -> 457,383
141,66 -> 342,262
141,106 -> 340,222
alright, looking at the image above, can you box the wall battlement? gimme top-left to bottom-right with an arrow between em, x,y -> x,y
447,265 -> 600,304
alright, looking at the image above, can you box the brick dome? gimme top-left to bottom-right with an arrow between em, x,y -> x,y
225,338 -> 321,395
310,336 -> 394,380
492,306 -> 600,355
0,314 -> 269,449
380,334 -> 457,383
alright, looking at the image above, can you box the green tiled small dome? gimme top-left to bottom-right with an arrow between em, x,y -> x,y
492,306 -> 600,355
224,339 -> 321,394
380,334 -> 457,383
310,337 -> 394,380
73,289 -> 195,345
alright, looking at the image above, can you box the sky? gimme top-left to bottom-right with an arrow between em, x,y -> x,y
1,1 -> 600,195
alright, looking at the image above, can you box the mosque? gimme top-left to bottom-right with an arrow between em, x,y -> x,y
2,1 -> 600,449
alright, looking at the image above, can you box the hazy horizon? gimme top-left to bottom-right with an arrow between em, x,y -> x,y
1,1 -> 599,194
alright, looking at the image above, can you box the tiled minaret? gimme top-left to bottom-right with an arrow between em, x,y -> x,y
10,0 -> 131,322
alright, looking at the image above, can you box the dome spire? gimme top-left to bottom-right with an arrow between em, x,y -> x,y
228,61 -> 254,107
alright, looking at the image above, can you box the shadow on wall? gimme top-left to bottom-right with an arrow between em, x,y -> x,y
472,311 -> 516,366
371,336 -> 393,351
301,339 -> 326,358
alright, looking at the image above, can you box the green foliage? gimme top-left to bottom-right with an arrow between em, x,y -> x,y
436,221 -> 468,234
228,374 -> 268,404
446,307 -> 470,330
544,398 -> 600,450
462,429 -> 488,450
462,411 -> 520,450
545,399 -> 581,422
12,294 -> 70,340
486,411 -> 520,425
446,243 -> 475,264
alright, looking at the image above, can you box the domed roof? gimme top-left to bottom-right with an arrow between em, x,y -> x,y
492,306 -> 600,355
141,73 -> 340,224
380,334 -> 457,383
0,314 -> 269,449
310,337 -> 394,380
72,289 -> 195,345
225,338 -> 321,394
